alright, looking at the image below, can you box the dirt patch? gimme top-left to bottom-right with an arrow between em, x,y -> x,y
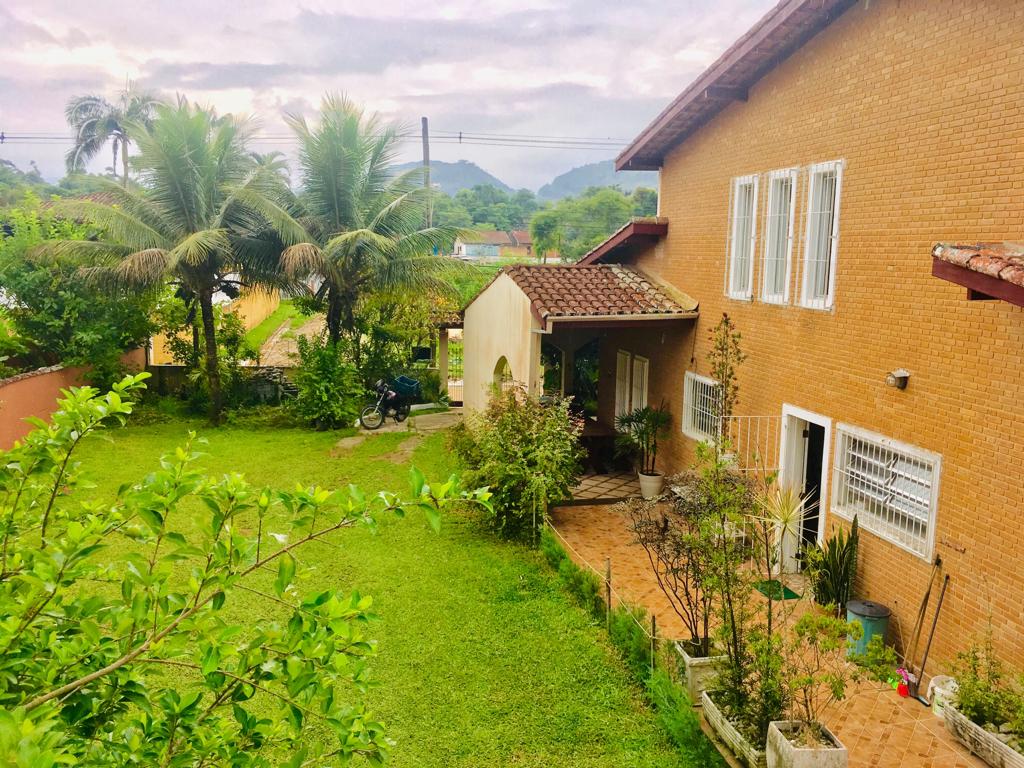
387,434 -> 423,464
260,314 -> 325,367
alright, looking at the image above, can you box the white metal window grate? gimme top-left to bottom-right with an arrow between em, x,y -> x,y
832,425 -> 940,558
761,169 -> 797,304
726,175 -> 758,299
801,160 -> 843,309
682,372 -> 721,442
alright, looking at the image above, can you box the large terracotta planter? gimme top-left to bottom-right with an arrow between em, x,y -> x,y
945,704 -> 1024,768
638,471 -> 665,499
701,690 -> 766,768
674,641 -> 725,704
766,721 -> 847,768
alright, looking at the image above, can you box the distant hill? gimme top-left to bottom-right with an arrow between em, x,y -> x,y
537,160 -> 659,201
393,160 -> 513,197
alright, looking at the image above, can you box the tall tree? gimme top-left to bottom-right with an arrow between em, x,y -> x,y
283,94 -> 460,344
64,81 -> 161,187
48,98 -> 305,422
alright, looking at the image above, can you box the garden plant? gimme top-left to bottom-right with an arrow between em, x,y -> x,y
0,375 -> 489,766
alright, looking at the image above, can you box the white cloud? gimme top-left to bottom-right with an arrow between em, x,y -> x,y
0,0 -> 773,189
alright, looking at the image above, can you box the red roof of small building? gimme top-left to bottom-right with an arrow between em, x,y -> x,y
462,229 -> 514,245
502,264 -> 697,324
932,243 -> 1024,288
576,218 -> 668,265
932,242 -> 1024,309
510,230 -> 531,246
617,0 -> 857,171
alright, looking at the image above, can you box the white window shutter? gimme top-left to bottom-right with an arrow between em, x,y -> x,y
631,356 -> 649,411
615,350 -> 631,419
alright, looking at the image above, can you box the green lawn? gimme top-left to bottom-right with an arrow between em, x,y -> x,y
245,299 -> 303,351
74,414 -> 686,767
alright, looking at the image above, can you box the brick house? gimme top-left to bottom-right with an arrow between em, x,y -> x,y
462,0 -> 1024,676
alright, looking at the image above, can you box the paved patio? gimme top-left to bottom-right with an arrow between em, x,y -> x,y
548,503 -> 985,768
570,472 -> 640,504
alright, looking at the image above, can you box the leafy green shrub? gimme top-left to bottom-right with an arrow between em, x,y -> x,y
419,369 -> 448,405
291,335 -> 364,429
647,669 -> 725,766
610,605 -> 654,682
804,516 -> 859,616
449,389 -> 584,539
0,202 -> 155,384
0,374 -> 489,765
952,627 -> 1024,739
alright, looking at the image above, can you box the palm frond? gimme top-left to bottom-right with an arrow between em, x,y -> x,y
169,229 -> 232,267
51,199 -> 170,251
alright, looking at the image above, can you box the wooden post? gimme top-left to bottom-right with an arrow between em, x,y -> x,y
605,557 -> 612,630
650,614 -> 657,677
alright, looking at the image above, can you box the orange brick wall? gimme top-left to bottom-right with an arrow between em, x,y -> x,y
618,0 -> 1024,675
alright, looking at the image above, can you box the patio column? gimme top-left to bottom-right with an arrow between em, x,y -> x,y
438,327 -> 449,384
561,345 -> 574,397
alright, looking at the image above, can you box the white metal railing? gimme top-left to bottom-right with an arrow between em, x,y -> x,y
721,415 -> 781,473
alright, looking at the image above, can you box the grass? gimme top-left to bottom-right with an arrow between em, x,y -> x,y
245,299 -> 303,351
73,414 -> 687,768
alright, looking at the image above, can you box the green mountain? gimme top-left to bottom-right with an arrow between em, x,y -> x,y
537,160 -> 659,201
393,160 -> 513,197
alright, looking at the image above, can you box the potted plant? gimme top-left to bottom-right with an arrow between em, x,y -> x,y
767,610 -> 860,768
624,484 -> 724,701
944,629 -> 1024,767
616,403 -> 671,498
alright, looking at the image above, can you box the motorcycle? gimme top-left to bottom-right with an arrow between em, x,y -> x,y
359,377 -> 420,430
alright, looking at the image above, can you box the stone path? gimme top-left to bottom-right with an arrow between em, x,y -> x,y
331,409 -> 462,458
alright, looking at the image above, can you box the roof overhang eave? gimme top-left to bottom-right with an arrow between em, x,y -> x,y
540,310 -> 698,333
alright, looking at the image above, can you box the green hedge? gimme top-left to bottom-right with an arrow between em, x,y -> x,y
538,529 -> 724,767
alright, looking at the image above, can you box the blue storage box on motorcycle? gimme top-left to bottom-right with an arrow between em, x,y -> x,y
391,376 -> 421,399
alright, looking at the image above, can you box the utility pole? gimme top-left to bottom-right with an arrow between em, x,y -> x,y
421,116 -> 432,227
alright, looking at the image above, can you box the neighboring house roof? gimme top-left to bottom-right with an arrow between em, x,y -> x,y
510,230 -> 532,246
502,264 -> 698,325
460,230 -> 515,246
577,218 -> 668,265
932,242 -> 1024,308
37,190 -> 122,210
617,0 -> 857,170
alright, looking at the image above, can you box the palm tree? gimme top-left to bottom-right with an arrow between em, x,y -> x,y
65,81 -> 162,187
50,99 -> 305,422
282,94 -> 461,345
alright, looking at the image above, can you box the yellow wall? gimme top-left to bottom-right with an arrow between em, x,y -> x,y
622,0 -> 1024,671
150,290 -> 280,365
462,273 -> 542,410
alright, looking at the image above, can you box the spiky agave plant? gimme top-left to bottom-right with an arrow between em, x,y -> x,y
804,516 -> 859,616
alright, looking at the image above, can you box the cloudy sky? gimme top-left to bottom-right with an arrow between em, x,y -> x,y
0,0 -> 770,190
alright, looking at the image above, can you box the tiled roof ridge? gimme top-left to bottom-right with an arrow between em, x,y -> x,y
933,242 -> 1024,288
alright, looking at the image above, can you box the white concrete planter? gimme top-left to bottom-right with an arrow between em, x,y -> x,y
944,704 -> 1024,768
674,641 -> 725,704
702,690 -> 766,768
767,721 -> 847,768
638,471 -> 664,499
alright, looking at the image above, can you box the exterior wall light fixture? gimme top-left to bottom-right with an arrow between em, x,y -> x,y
886,368 -> 910,390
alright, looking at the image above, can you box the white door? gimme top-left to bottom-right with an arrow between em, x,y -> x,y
615,350 -> 631,419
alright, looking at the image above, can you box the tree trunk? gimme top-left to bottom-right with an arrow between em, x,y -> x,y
198,290 -> 224,424
326,288 -> 343,345
112,140 -> 119,184
122,136 -> 129,188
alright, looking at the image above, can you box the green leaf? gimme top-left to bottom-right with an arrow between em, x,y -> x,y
274,553 -> 296,597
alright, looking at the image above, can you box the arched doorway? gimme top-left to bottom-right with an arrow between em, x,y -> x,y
493,356 -> 514,393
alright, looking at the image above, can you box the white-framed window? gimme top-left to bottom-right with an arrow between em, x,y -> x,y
761,168 -> 797,304
615,350 -> 649,419
682,371 -> 720,442
832,424 -> 941,559
631,356 -> 649,411
726,175 -> 758,299
801,160 -> 843,309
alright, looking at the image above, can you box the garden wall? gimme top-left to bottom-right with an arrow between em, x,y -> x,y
150,289 -> 280,365
0,347 -> 146,450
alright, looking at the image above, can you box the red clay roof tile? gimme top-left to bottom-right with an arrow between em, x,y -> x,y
501,264 -> 697,322
933,243 -> 1024,289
